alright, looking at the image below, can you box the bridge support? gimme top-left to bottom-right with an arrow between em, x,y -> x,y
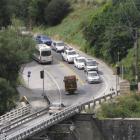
28,114 -> 104,140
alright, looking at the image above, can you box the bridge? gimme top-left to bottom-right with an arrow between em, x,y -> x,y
0,91 -> 118,140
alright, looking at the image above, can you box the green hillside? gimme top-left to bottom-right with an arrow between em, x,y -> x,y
34,1 -> 140,83
34,2 -> 101,50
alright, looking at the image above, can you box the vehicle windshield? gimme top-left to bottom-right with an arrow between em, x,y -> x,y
86,61 -> 97,66
68,51 -> 76,55
42,36 -> 50,40
88,73 -> 98,77
78,59 -> 85,63
41,51 -> 51,56
57,42 -> 64,46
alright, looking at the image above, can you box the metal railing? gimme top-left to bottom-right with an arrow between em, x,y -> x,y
0,107 -> 50,133
0,91 -> 117,140
0,104 -> 31,125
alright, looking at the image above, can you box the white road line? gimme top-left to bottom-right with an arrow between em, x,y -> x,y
54,57 -> 85,85
43,67 -> 62,104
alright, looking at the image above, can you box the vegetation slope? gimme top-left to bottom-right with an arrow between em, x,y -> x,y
34,0 -> 140,118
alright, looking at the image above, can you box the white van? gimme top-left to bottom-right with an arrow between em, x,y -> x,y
33,44 -> 53,64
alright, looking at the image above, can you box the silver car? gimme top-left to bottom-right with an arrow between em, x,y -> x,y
84,58 -> 98,72
86,71 -> 101,84
52,40 -> 65,52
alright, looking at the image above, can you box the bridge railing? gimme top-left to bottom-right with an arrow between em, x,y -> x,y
0,107 -> 50,133
0,104 -> 31,125
80,91 -> 116,110
6,105 -> 80,140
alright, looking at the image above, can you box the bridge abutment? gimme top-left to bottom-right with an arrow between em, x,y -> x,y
28,114 -> 140,140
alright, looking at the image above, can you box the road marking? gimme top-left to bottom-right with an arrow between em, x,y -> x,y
43,68 -> 62,104
54,58 -> 85,85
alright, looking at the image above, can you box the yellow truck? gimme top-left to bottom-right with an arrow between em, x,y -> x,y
63,75 -> 77,94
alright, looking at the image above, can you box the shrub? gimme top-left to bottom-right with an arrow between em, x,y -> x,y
97,94 -> 140,118
45,0 -> 71,25
0,77 -> 17,115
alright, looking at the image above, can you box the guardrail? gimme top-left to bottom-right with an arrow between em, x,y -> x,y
1,91 -> 118,140
0,104 -> 31,125
0,107 -> 50,133
80,91 -> 116,111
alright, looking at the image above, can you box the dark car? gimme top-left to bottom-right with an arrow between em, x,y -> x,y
35,35 -> 52,46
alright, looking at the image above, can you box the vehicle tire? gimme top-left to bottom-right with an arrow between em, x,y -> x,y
67,59 -> 70,64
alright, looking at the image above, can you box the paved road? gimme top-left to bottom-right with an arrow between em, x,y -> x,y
18,48 -> 116,109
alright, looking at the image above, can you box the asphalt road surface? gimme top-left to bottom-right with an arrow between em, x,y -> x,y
18,48 -> 116,109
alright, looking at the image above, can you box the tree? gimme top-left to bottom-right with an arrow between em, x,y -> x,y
0,20 -> 35,82
0,0 -> 11,28
45,0 -> 71,25
13,0 -> 51,26
83,1 -> 140,63
0,78 -> 17,115
0,18 -> 35,114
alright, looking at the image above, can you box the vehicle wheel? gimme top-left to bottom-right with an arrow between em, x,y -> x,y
67,60 -> 70,64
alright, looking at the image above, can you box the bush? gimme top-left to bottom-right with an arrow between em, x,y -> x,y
97,94 -> 140,118
0,77 -> 17,115
45,0 -> 71,25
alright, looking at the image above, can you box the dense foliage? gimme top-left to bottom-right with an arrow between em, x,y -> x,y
45,0 -> 71,25
0,20 -> 35,113
83,0 -> 140,64
0,0 -> 11,27
0,26 -> 35,82
0,78 -> 17,115
97,94 -> 140,118
0,0 -> 70,28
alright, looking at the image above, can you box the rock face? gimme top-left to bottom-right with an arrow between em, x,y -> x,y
28,114 -> 140,140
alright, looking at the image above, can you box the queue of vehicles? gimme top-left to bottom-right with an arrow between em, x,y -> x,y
34,34 -> 101,84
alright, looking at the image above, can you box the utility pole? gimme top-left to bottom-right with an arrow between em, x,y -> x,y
134,28 -> 139,85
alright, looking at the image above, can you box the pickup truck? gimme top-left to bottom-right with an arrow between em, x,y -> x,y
61,49 -> 79,63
